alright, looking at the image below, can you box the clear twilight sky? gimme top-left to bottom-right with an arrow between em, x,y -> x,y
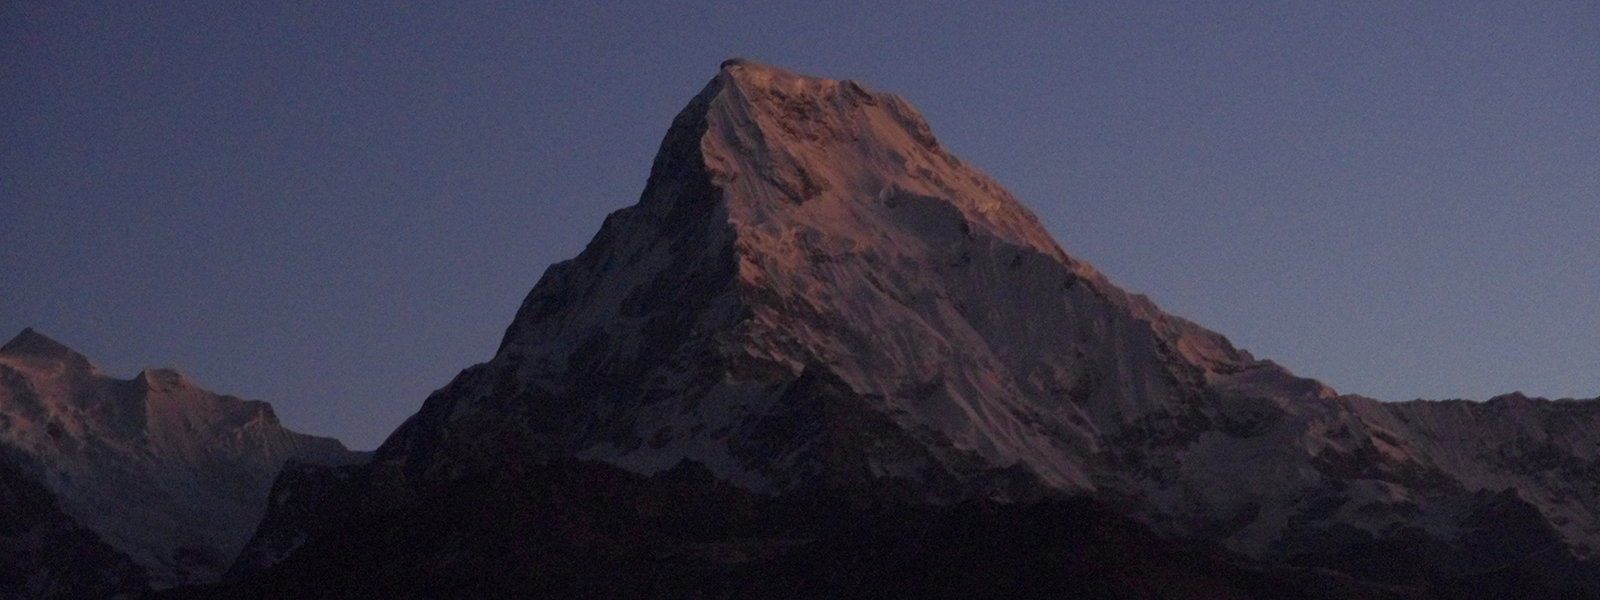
3,2 -> 1596,450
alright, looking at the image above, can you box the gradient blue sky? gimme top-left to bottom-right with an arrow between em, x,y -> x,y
4,1 -> 1597,450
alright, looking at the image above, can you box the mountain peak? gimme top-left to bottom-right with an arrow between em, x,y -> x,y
717,56 -> 760,70
710,58 -> 862,110
4,327 -> 76,357
1,328 -> 97,373
0,337 -> 367,588
716,56 -> 795,77
694,59 -> 1078,269
228,62 -> 1600,597
420,60 -> 1256,496
136,368 -> 192,393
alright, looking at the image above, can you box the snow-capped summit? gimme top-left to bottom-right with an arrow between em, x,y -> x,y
232,60 -> 1600,597
376,59 -> 1263,499
1,328 -> 94,368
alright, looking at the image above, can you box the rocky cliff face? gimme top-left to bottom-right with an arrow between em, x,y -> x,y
0,329 -> 367,591
212,60 -> 1600,597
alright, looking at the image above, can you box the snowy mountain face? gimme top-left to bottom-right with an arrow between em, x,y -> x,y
378,59 -> 1255,496
0,448 -> 147,600
217,60 -> 1600,597
0,329 -> 366,590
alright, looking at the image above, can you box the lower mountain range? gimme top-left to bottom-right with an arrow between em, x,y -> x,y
0,329 -> 365,597
6,60 -> 1599,599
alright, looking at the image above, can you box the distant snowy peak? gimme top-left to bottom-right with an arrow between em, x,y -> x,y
0,329 -> 365,588
1,327 -> 98,374
0,330 -> 347,462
